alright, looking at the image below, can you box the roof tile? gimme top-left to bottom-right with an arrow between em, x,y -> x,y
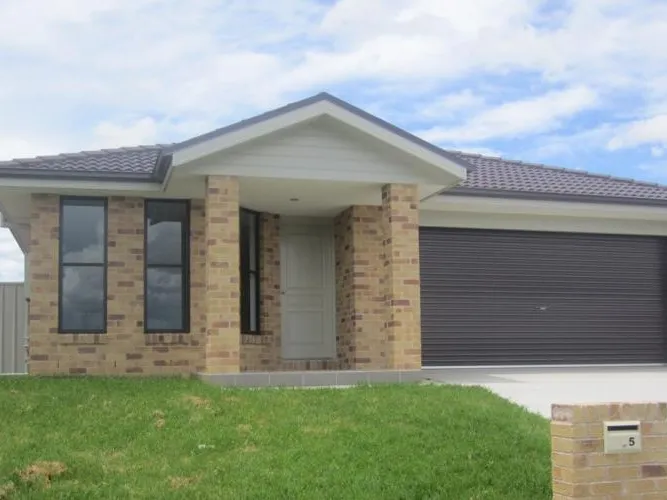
0,145 -> 162,174
450,151 -> 667,202
2,142 -> 667,204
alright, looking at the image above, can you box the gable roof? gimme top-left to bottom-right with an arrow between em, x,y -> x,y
166,92 -> 467,170
0,92 -> 666,205
0,92 -> 468,184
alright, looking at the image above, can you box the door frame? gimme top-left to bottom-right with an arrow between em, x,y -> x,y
280,218 -> 336,360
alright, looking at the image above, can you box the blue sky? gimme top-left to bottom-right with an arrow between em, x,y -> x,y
0,0 -> 666,280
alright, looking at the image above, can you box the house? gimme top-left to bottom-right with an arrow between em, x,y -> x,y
1,92 -> 667,377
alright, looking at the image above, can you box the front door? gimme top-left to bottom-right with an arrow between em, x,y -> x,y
280,222 -> 335,359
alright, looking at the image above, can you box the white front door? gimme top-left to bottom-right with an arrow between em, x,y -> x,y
281,222 -> 335,359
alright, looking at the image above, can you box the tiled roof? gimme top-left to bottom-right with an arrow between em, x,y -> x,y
448,151 -> 667,203
2,143 -> 667,204
0,145 -> 163,175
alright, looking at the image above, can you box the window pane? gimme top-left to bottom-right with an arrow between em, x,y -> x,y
61,201 -> 105,263
247,213 -> 257,272
240,271 -> 249,333
249,273 -> 257,332
146,267 -> 183,331
146,201 -> 186,265
61,266 -> 104,331
240,210 -> 258,272
240,209 -> 259,333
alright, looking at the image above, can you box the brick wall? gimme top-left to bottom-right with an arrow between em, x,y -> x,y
241,213 -> 280,371
334,206 -> 386,370
28,194 -> 206,375
334,208 -> 354,369
381,184 -> 421,370
28,181 -> 423,375
552,402 -> 667,499
204,176 -> 240,373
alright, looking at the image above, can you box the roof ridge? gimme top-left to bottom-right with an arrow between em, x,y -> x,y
0,143 -> 167,166
450,149 -> 667,191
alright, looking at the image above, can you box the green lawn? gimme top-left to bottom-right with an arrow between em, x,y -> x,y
0,377 -> 551,499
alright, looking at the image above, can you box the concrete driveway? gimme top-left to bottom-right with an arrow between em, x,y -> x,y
424,366 -> 667,418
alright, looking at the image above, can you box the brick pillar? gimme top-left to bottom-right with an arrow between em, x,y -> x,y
27,194 -> 59,374
552,403 -> 667,499
381,184 -> 421,370
204,176 -> 240,373
334,206 -> 385,370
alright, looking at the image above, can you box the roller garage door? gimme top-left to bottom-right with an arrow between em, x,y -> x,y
420,228 -> 667,366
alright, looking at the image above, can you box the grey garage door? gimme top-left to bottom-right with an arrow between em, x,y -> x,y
420,228 -> 667,366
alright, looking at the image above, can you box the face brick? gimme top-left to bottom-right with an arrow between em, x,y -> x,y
28,181 -> 423,375
552,403 -> 667,498
28,194 -> 205,376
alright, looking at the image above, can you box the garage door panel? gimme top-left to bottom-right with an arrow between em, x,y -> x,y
420,228 -> 667,366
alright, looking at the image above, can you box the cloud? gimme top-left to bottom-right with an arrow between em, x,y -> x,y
517,124 -> 618,164
92,118 -> 159,149
419,90 -> 486,119
0,138 -> 62,161
419,86 -> 598,143
1,0 -> 667,282
607,114 -> 667,151
0,230 -> 23,281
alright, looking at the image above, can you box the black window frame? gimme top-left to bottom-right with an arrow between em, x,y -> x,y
58,196 -> 108,334
143,199 -> 191,334
240,208 -> 261,334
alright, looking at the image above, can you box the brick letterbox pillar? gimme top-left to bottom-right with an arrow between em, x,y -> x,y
551,403 -> 667,499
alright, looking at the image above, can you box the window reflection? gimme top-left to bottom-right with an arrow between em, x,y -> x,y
59,198 -> 106,333
146,202 -> 184,265
61,267 -> 104,331
146,268 -> 183,331
240,209 -> 259,334
144,200 -> 189,332
61,202 -> 105,264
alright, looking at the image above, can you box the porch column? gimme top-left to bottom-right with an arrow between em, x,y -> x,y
204,175 -> 241,373
381,184 -> 421,370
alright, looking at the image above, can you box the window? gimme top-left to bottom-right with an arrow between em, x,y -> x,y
240,209 -> 260,334
59,197 -> 107,333
144,200 -> 189,332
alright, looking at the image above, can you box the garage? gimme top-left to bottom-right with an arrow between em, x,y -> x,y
420,227 -> 667,366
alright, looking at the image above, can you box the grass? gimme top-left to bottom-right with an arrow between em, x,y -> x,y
0,377 -> 551,499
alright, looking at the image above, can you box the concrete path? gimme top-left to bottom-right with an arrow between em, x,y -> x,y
424,366 -> 667,418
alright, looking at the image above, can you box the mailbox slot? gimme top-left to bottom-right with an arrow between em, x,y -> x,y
603,421 -> 642,454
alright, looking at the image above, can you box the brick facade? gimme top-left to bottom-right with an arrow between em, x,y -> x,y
28,195 -> 206,375
27,181 -> 423,375
204,176 -> 240,373
334,206 -> 386,369
241,213 -> 280,371
334,208 -> 354,368
381,184 -> 421,370
552,402 -> 667,499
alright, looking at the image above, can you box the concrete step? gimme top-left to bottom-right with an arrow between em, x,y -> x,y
198,369 -> 424,387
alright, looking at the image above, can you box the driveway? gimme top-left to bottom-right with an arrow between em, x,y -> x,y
424,366 -> 667,418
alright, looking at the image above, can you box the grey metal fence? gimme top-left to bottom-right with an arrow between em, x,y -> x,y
0,283 -> 26,374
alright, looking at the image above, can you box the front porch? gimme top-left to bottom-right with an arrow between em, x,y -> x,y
202,175 -> 423,374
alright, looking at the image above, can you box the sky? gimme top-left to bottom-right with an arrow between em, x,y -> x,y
1,0 -> 667,281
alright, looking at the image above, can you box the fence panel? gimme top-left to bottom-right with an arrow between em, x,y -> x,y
0,283 -> 26,374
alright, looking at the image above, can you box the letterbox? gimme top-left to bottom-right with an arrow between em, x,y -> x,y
603,421 -> 642,454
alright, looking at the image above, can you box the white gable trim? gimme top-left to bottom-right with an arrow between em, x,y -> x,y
171,100 -> 467,182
